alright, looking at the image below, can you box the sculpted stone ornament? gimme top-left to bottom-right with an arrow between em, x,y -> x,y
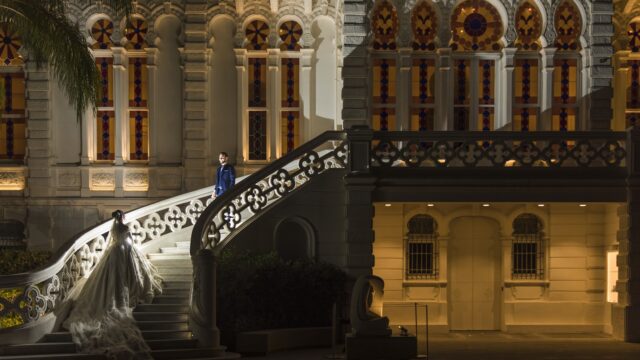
350,275 -> 391,337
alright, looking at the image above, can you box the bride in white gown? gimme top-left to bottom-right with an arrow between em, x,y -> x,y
63,210 -> 163,359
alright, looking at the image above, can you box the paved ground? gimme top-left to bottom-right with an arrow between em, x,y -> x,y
245,332 -> 640,360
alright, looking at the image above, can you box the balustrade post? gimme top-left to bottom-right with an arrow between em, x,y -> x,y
347,125 -> 373,174
189,249 -> 225,352
617,127 -> 640,342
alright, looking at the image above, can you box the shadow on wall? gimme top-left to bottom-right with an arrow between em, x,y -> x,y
311,16 -> 339,135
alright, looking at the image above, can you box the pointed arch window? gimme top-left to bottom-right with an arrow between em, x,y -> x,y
279,21 -> 302,154
371,0 -> 398,131
552,0 -> 581,131
513,2 -> 542,131
410,1 -> 437,131
450,0 -> 503,131
0,23 -> 25,163
125,18 -> 149,161
91,18 -> 116,161
406,215 -> 439,280
512,214 -> 544,279
626,19 -> 640,127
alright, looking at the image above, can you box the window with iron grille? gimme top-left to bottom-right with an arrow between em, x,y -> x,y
406,215 -> 438,280
512,214 -> 544,279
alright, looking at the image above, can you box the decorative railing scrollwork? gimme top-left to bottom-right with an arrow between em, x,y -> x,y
370,131 -> 627,168
0,185 -> 219,330
190,131 -> 348,255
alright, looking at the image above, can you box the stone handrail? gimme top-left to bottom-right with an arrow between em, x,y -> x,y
0,184 -> 217,331
190,131 -> 348,255
370,131 -> 627,168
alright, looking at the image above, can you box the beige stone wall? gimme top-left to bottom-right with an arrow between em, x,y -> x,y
372,203 -> 621,332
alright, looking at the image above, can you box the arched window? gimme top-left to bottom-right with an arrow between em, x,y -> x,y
245,20 -> 269,160
450,0 -> 503,131
512,213 -> 544,279
279,21 -> 302,154
125,18 -> 149,161
406,215 -> 439,280
371,0 -> 398,131
513,1 -> 542,131
0,23 -> 25,163
91,18 -> 116,161
553,0 -> 582,131
410,1 -> 437,131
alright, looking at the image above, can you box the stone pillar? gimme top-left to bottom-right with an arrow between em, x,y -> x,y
539,47 -> 556,131
189,249 -> 225,353
267,49 -> 279,162
183,0 -> 209,190
614,51 -> 630,130
436,48 -> 452,130
235,49 -> 248,165
341,0 -> 370,129
501,48 -> 516,130
111,47 -> 127,166
344,126 -> 375,278
588,0 -> 614,130
146,48 -> 158,166
397,49 -> 412,130
616,127 -> 640,342
299,49 -> 313,142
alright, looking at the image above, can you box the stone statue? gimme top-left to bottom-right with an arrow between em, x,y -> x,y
350,275 -> 391,337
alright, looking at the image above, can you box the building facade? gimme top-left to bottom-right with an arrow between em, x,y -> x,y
1,0 -> 640,341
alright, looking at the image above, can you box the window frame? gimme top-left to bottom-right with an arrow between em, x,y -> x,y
404,215 -> 439,281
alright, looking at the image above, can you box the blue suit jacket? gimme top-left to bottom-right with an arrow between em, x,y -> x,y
215,164 -> 236,196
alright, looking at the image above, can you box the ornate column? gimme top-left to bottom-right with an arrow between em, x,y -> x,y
500,48 -> 516,130
539,47 -> 556,131
436,48 -> 452,130
146,48 -> 158,166
267,48 -> 279,162
111,47 -> 127,166
614,51 -> 630,130
235,49 -> 248,165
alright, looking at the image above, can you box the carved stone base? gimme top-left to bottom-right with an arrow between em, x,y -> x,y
345,334 -> 417,360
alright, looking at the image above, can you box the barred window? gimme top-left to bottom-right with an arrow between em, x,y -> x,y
406,215 -> 438,280
512,214 -> 544,279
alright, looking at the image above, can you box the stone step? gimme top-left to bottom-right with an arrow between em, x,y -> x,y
162,280 -> 191,290
0,354 -> 105,360
153,295 -> 190,305
1,342 -> 76,356
152,347 -> 239,360
148,253 -> 191,261
43,329 -> 192,343
160,247 -> 190,255
147,338 -> 198,350
160,288 -> 189,296
135,303 -> 189,313
156,266 -> 193,275
133,312 -> 188,322
149,258 -> 192,267
175,241 -> 190,248
161,274 -> 192,282
137,320 -> 189,331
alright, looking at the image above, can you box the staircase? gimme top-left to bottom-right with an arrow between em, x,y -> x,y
0,240 -> 237,359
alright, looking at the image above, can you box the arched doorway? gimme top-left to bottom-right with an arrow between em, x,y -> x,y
448,216 -> 502,330
274,217 -> 315,261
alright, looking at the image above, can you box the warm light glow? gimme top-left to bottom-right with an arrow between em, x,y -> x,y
607,250 -> 619,303
385,203 -> 392,207
0,168 -> 26,191
427,203 -> 435,207
579,204 -> 587,207
504,160 -> 516,167
482,203 -> 490,207
537,204 -> 545,207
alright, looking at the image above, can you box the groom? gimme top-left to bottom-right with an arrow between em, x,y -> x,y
212,152 -> 236,199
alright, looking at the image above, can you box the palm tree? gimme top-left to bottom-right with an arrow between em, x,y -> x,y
0,0 -> 134,119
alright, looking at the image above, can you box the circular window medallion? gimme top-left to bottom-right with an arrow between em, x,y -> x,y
464,12 -> 487,37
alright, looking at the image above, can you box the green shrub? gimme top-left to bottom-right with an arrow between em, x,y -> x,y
217,250 -> 346,349
0,249 -> 52,275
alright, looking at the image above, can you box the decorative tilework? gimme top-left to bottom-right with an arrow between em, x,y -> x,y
372,0 -> 398,50
245,20 -> 269,51
91,19 -> 114,49
515,2 -> 542,51
451,0 -> 503,51
554,0 -> 582,51
125,18 -> 148,50
411,1 -> 437,51
279,21 -> 302,51
0,24 -> 22,65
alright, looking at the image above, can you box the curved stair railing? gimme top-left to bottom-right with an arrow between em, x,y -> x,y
187,131 -> 348,349
0,184 -> 217,339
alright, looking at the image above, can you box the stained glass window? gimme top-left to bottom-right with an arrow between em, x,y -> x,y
554,0 -> 581,51
96,111 -> 115,160
0,72 -> 26,162
249,58 -> 267,107
248,56 -> 267,160
245,20 -> 269,51
249,111 -> 267,160
129,58 -> 148,107
629,20 -> 640,53
626,61 -> 640,128
514,2 -> 542,51
451,0 -> 503,51
372,0 -> 398,50
513,59 -> 539,131
372,58 -> 396,130
453,59 -> 470,130
411,58 -> 435,131
129,111 -> 148,160
411,1 -> 437,51
0,24 -> 22,66
128,57 -> 148,160
125,18 -> 148,50
279,21 -> 302,51
478,60 -> 495,131
281,58 -> 300,154
91,19 -> 114,49
552,59 -> 578,131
